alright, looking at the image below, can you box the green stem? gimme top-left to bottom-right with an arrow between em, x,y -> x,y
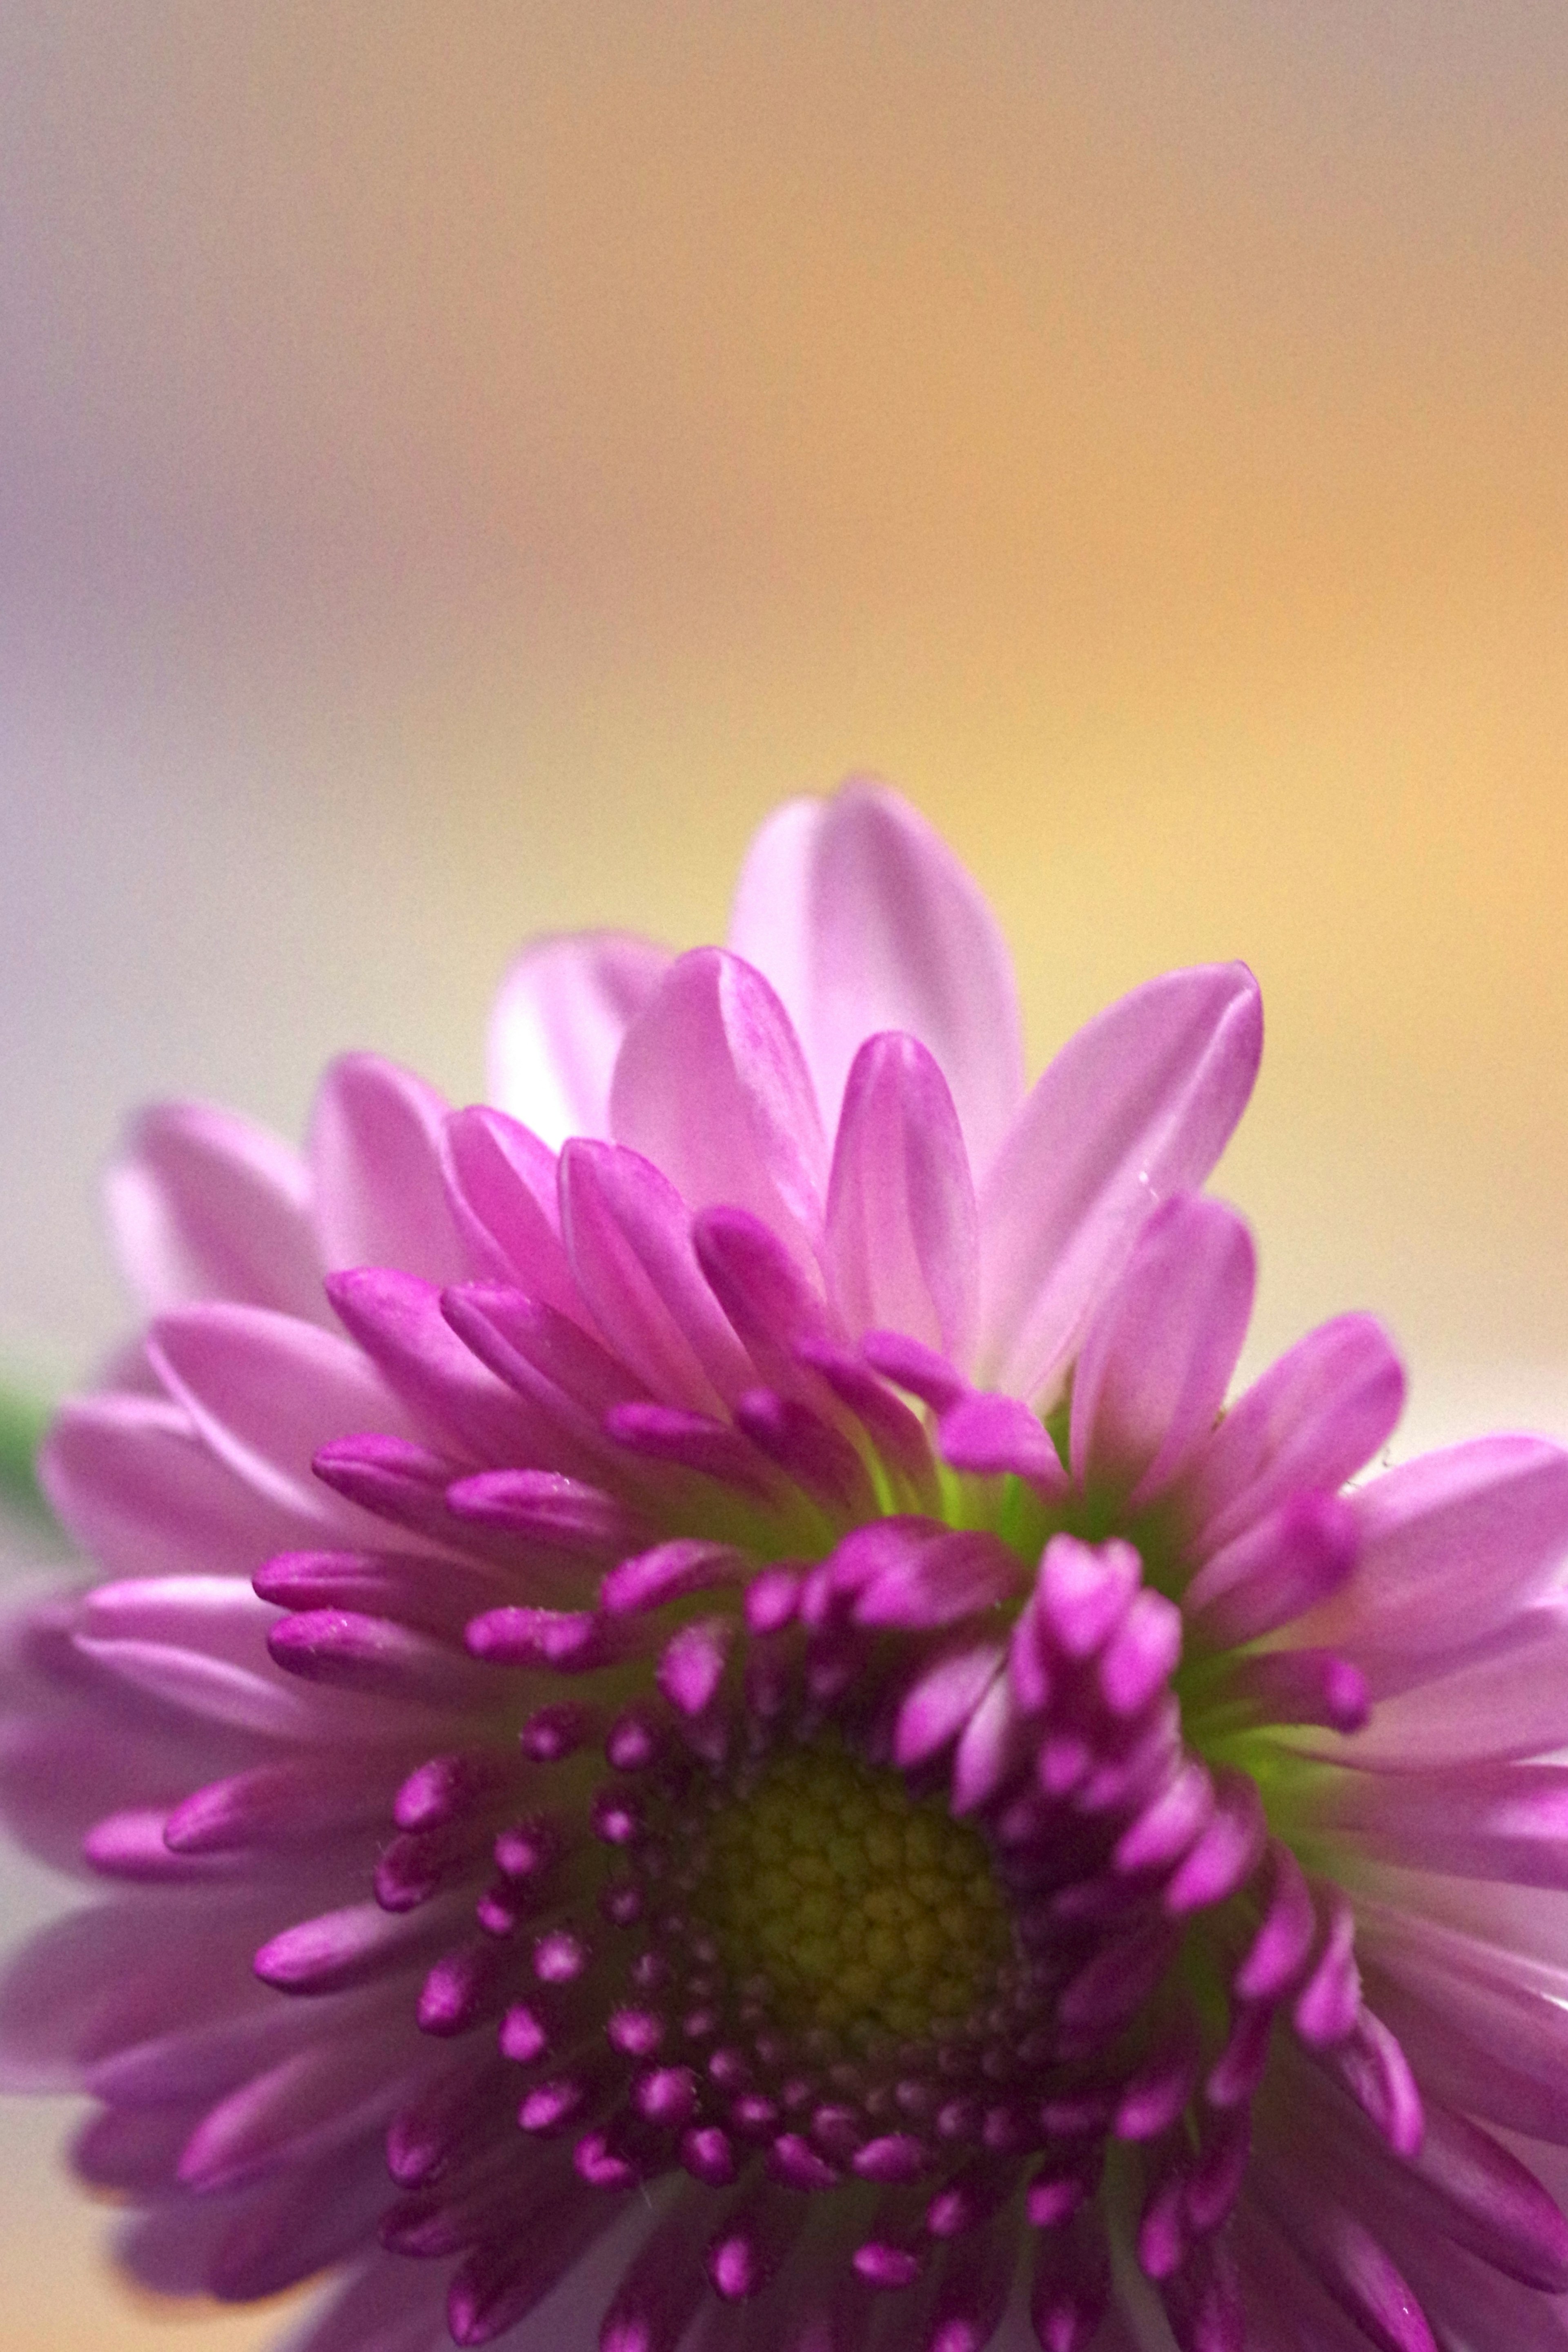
0,1381 -> 57,1528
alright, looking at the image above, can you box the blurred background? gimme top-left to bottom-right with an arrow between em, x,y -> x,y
2,3 -> 1566,2344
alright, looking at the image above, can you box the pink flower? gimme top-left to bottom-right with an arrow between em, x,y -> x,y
6,778 -> 1568,2352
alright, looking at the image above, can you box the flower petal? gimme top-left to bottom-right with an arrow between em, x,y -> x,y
824,1031 -> 979,1365
1069,1196 -> 1255,1505
1360,1905 -> 1568,2147
74,1577 -> 401,1742
40,1392 -> 314,1579
1180,1312 -> 1406,1557
439,1107 -> 582,1316
184,2138 -> 394,2302
1310,1764 -> 1568,1891
727,779 -> 1024,1169
893,1637 -> 1006,1769
691,1205 -> 834,1391
853,1528 -> 1020,1630
148,1303 -> 417,1531
106,1102 -> 325,1322
1305,1436 -> 1568,1659
309,1054 -> 470,1283
609,947 -> 828,1263
279,2252 -> 452,2352
327,1267 -> 567,1469
0,1895 -> 284,2092
559,1140 -> 757,1412
976,964 -> 1263,1402
1296,1599 -> 1568,1769
486,931 -> 671,1149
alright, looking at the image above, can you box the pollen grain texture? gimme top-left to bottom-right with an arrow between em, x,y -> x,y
693,1742 -> 1013,2044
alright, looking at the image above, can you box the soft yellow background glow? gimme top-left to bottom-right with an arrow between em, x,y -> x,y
2,7 -> 1566,2345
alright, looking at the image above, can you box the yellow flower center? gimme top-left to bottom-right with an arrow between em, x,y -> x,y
692,1741 -> 1013,2045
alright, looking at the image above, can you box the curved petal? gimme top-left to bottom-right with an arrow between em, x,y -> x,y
308,1054 -> 470,1285
487,931 -> 671,1149
1300,1437 -> 1568,1661
0,1894 -> 286,2092
728,780 -> 1024,1168
0,1657 -> 248,1876
326,1267 -> 576,1470
80,1575 -> 293,1683
976,963 -> 1262,1404
1359,1906 -> 1568,2147
1178,1313 -> 1406,1557
824,1031 -> 979,1363
691,1206 -> 835,1392
1307,1764 -> 1568,1891
106,1102 -> 325,1322
439,1106 -> 582,1317
1296,1599 -> 1568,1770
148,1303 -> 417,1532
1069,1195 -> 1256,1506
40,1391 -> 318,1579
268,2249 -> 451,2352
131,2136 -> 395,2303
559,1141 -> 757,1412
608,947 -> 828,1264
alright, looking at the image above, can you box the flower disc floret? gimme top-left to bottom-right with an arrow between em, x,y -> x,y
690,1740 -> 1012,2041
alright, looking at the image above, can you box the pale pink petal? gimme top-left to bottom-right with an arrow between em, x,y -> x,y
1299,1436 -> 1568,1659
487,931 -> 671,1149
608,947 -> 828,1264
278,2250 -> 451,2352
1368,1875 -> 1568,1975
79,1576 -> 316,1677
327,1267 -> 571,1469
559,1141 -> 757,1412
1293,1599 -> 1568,1769
0,1895 -> 284,2092
727,780 -> 1024,1168
40,1392 -> 315,1579
976,964 -> 1263,1402
148,1303 -> 418,1531
1309,1764 -> 1568,1890
1183,1494 -> 1359,1648
824,1031 -> 979,1365
309,1054 -> 470,1284
180,2136 -> 394,2303
1180,1313 -> 1408,1556
1069,1196 -> 1255,1505
0,1705 -> 242,1877
106,1101 -> 326,1322
73,1578 -> 405,1743
439,1107 -> 583,1316
1359,1903 -> 1568,2147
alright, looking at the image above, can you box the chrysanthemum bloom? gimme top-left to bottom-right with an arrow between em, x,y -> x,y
7,786 -> 1568,2352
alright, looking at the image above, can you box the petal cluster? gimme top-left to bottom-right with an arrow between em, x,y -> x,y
5,781 -> 1568,2352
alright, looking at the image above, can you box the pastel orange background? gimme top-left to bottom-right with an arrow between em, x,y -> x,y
2,7 -> 1566,2346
